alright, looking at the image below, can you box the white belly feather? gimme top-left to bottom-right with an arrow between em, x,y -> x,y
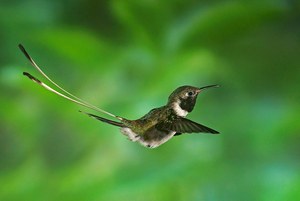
120,127 -> 176,148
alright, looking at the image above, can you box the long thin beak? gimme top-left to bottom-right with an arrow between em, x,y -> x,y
197,84 -> 220,92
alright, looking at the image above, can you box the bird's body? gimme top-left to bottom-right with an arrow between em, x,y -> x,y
120,106 -> 177,148
84,86 -> 219,148
104,106 -> 178,148
19,44 -> 220,149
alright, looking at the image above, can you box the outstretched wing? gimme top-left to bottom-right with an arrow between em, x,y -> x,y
157,117 -> 219,135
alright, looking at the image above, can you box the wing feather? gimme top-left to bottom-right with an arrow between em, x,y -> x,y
157,117 -> 219,135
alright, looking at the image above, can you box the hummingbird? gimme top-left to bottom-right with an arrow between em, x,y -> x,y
19,44 -> 220,148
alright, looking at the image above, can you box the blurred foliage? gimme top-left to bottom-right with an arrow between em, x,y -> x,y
1,0 -> 300,200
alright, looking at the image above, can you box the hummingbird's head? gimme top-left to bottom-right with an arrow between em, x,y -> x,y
167,85 -> 219,117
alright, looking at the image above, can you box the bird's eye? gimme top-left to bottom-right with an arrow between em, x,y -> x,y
187,91 -> 194,96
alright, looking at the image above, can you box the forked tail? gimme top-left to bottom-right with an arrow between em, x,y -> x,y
19,44 -> 123,121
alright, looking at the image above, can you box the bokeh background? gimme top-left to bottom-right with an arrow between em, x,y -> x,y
1,0 -> 300,200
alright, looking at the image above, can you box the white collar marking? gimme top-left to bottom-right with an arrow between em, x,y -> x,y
172,101 -> 188,117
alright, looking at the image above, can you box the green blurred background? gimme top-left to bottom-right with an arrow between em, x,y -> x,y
1,0 -> 300,200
